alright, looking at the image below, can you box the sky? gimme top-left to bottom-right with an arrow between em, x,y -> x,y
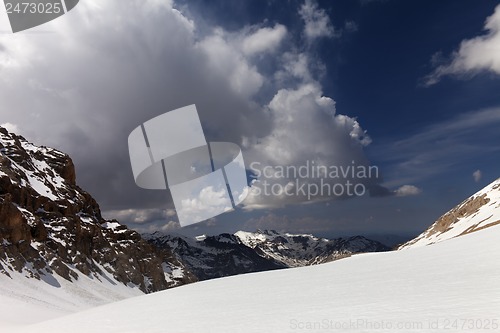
1,0 -> 499,240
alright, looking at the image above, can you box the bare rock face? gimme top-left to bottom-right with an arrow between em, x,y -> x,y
0,127 -> 196,292
400,178 -> 500,249
430,194 -> 490,236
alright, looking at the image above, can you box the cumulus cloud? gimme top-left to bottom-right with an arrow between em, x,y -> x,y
242,79 -> 374,209
254,83 -> 370,165
132,220 -> 181,234
425,5 -> 500,85
0,0 -> 270,213
241,24 -> 287,56
103,208 -> 177,225
275,52 -> 314,82
299,0 -> 336,40
160,220 -> 181,232
178,185 -> 232,224
196,29 -> 264,98
0,122 -> 19,133
394,185 -> 422,197
368,184 -> 421,198
0,0 -> 374,226
473,169 -> 482,182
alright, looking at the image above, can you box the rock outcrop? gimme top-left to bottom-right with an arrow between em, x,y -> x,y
400,178 -> 500,249
0,127 -> 195,292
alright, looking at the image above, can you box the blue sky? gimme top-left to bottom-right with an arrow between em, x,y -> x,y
1,0 -> 499,240
172,0 -> 500,238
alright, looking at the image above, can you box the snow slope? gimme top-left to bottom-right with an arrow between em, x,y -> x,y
13,223 -> 500,333
401,178 -> 500,249
0,265 -> 143,330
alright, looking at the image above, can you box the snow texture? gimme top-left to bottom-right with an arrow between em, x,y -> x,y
8,223 -> 500,332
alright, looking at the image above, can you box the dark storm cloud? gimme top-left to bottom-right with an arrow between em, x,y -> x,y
0,1 -> 272,212
0,0 -> 395,228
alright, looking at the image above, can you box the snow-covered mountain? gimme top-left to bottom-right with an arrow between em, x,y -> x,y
144,230 -> 390,280
13,219 -> 500,333
235,229 -> 390,267
0,127 -> 195,300
0,126 -> 390,328
143,232 -> 285,280
5,124 -> 498,332
400,178 -> 500,249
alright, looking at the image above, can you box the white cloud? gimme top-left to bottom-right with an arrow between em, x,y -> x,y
395,185 -> 422,197
426,5 -> 500,85
182,186 -> 231,210
196,29 -> 264,98
473,169 -> 482,182
276,52 -> 313,82
299,0 -> 336,40
243,81 -> 372,209
160,220 -> 181,232
179,185 -> 232,224
0,0 -> 272,213
165,209 -> 177,217
0,122 -> 19,133
103,208 -> 176,224
256,82 -> 369,164
0,0 -> 373,222
241,24 -> 287,56
132,220 -> 180,234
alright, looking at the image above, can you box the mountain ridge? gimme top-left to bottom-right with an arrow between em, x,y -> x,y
0,127 -> 195,294
1,125 -> 499,330
400,177 -> 500,249
16,213 -> 500,333
0,126 -> 390,301
143,229 -> 390,280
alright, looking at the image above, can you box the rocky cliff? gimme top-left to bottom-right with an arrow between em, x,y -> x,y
0,127 -> 195,293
